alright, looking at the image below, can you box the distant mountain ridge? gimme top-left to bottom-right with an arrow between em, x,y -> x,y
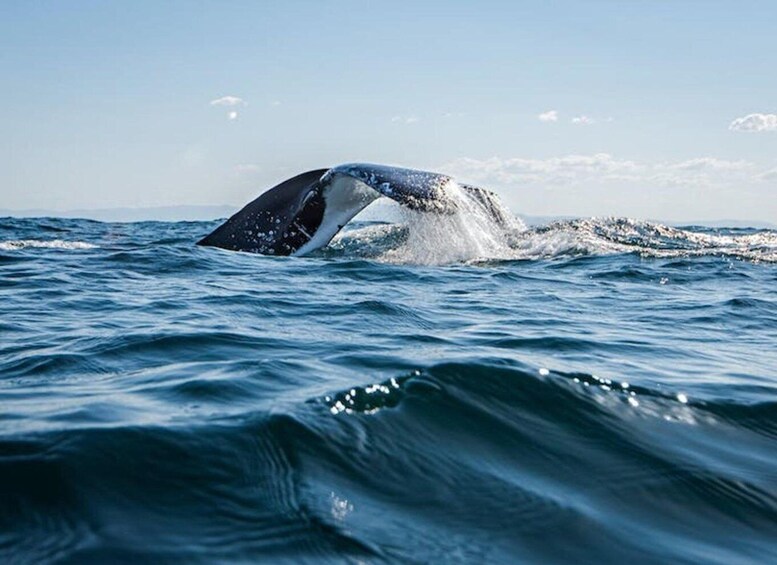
0,205 -> 236,222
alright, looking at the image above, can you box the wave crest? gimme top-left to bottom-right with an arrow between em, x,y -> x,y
0,239 -> 97,251
328,213 -> 777,265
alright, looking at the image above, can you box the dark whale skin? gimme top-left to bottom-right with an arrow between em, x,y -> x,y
197,168 -> 329,255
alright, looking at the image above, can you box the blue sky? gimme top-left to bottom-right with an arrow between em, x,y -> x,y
2,0 -> 775,222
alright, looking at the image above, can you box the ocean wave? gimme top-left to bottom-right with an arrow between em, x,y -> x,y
3,361 -> 775,563
327,218 -> 777,265
1,216 -> 775,564
512,218 -> 777,263
0,239 -> 98,251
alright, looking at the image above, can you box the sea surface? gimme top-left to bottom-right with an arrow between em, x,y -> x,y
1,211 -> 776,564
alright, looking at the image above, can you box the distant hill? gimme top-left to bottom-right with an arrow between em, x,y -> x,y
0,205 -> 236,222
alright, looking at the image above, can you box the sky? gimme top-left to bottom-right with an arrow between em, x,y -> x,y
1,0 -> 776,223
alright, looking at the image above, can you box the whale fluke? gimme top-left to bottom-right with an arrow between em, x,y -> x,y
197,163 -> 508,256
197,168 -> 330,255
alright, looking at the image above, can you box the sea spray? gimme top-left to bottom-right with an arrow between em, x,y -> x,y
331,214 -> 777,264
381,181 -> 526,265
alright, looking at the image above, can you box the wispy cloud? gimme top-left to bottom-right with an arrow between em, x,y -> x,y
729,113 -> 777,132
437,154 -> 775,220
669,157 -> 750,171
210,96 -> 246,107
444,154 -> 638,185
538,110 -> 558,123
210,96 -> 246,121
571,115 -> 595,125
440,154 -> 763,190
758,167 -> 777,181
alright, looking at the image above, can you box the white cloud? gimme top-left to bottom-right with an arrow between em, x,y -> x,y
437,153 -> 777,221
669,157 -> 751,171
443,154 -> 639,186
538,110 -> 558,122
729,113 -> 777,132
571,115 -> 595,125
758,168 -> 777,181
440,153 -> 763,190
210,96 -> 246,107
435,153 -> 777,222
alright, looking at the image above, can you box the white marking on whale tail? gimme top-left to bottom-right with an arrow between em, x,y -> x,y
293,173 -> 381,256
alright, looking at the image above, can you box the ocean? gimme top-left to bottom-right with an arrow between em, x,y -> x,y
1,212 -> 776,564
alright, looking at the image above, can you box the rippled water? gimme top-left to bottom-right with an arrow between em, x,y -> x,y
1,214 -> 776,564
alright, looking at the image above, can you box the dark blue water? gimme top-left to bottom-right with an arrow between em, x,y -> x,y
1,215 -> 776,564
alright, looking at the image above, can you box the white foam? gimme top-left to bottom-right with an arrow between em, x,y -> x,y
0,240 -> 98,251
379,181 -> 525,265
334,216 -> 777,265
508,218 -> 777,262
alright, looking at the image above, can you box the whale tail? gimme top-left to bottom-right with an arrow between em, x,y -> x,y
198,163 -> 509,256
197,168 -> 329,254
